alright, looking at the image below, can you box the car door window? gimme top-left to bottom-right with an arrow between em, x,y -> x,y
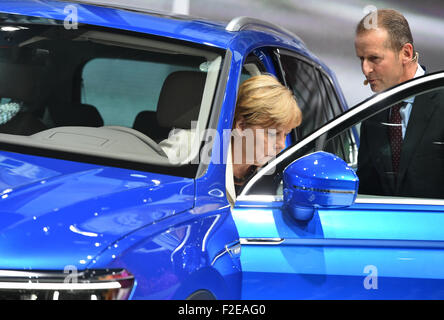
353,87 -> 444,199
316,86 -> 444,200
322,86 -> 444,200
275,50 -> 341,139
324,128 -> 358,169
319,70 -> 344,117
241,75 -> 444,200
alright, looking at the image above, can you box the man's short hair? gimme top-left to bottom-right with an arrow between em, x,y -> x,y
356,9 -> 414,53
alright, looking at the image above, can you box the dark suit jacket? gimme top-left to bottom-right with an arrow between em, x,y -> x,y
357,88 -> 444,198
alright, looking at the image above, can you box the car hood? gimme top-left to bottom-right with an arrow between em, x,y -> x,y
0,151 -> 194,270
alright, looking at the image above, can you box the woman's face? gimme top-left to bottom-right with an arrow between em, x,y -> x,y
233,121 -> 294,167
253,123 -> 293,165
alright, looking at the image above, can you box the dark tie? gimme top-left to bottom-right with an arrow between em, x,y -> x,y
389,102 -> 404,174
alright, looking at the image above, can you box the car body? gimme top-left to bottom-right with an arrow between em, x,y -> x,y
0,0 -> 443,300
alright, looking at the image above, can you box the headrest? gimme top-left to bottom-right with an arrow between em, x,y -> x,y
156,71 -> 205,129
49,102 -> 104,127
0,62 -> 54,103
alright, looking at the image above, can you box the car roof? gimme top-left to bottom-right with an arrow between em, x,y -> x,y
0,0 -> 306,50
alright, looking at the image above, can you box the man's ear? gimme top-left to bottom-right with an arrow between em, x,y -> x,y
400,43 -> 414,64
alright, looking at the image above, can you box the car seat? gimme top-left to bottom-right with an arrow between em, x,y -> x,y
132,110 -> 170,143
133,70 -> 205,142
48,102 -> 104,127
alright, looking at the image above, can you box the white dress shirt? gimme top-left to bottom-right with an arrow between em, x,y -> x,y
399,64 -> 425,138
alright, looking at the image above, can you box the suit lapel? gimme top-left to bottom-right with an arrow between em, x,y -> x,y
397,91 -> 439,189
365,109 -> 396,192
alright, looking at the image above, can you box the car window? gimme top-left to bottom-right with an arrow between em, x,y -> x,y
81,58 -> 197,127
242,82 -> 444,199
0,14 -> 223,176
276,50 -> 339,139
352,87 -> 444,199
324,128 -> 358,169
319,71 -> 343,117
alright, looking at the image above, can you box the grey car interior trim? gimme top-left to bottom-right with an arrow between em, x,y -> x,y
0,126 -> 169,165
102,125 -> 166,156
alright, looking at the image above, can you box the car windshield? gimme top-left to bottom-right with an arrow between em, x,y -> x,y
0,13 -> 223,176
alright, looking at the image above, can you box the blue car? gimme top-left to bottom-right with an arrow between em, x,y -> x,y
0,0 -> 443,300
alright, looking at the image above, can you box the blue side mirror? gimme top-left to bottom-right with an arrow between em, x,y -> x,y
283,151 -> 359,221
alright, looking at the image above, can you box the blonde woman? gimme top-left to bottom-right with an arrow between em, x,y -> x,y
226,74 -> 302,204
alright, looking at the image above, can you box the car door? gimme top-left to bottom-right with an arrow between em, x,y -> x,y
232,71 -> 444,299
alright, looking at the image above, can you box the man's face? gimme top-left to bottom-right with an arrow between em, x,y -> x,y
355,28 -> 403,92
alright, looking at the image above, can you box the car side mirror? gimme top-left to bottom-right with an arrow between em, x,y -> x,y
283,151 -> 359,221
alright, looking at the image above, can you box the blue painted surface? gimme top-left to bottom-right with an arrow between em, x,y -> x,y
0,0 -> 232,48
0,0 -> 438,301
283,152 -> 358,209
0,150 -> 195,270
0,148 -> 241,299
0,0 -> 251,299
234,201 -> 444,299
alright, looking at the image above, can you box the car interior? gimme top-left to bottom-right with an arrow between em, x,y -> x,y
0,15 -> 222,169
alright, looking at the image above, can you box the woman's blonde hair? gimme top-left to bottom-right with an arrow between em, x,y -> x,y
234,74 -> 302,129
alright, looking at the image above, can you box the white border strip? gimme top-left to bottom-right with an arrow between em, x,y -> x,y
356,196 -> 444,206
0,281 -> 121,290
235,193 -> 444,207
236,195 -> 283,202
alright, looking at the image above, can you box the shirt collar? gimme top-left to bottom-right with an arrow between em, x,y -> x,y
415,63 -> 425,78
404,64 -> 425,104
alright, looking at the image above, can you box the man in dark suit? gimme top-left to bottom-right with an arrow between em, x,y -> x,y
354,9 -> 444,198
